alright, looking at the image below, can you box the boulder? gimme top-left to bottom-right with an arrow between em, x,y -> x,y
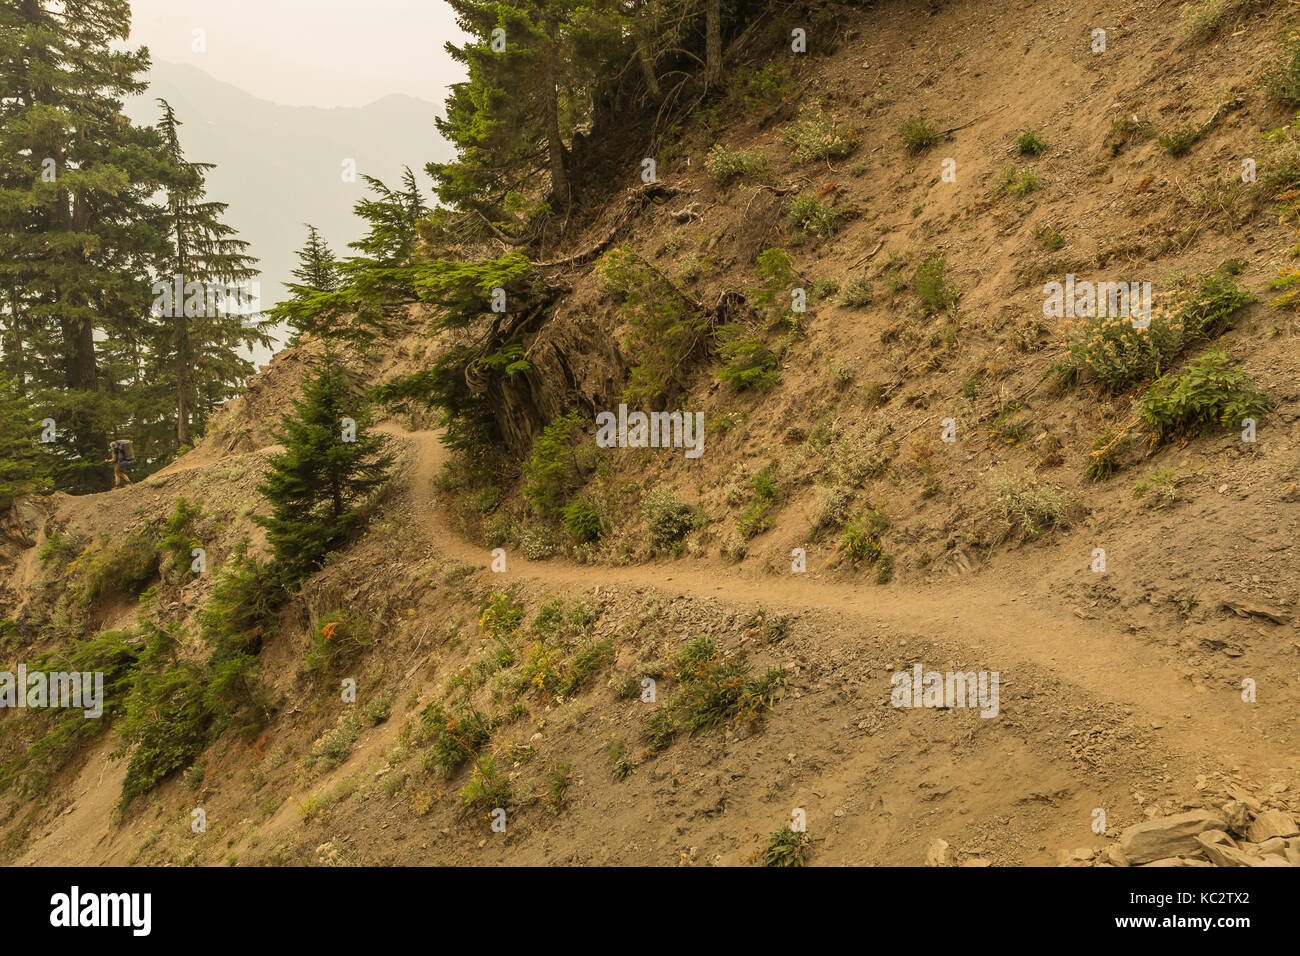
1120,809 -> 1226,865
1246,811 -> 1299,843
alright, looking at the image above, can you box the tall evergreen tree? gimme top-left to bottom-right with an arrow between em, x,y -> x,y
255,351 -> 395,584
432,0 -> 591,213
151,98 -> 268,448
0,0 -> 171,490
0,377 -> 52,508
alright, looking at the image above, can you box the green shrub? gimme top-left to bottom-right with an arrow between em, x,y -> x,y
738,465 -> 780,539
1140,351 -> 1271,444
899,116 -> 941,153
459,754 -> 511,810
417,701 -> 495,778
914,254 -> 959,315
1264,29 -> 1300,105
716,324 -> 779,390
523,411 -> 586,518
1016,130 -> 1048,156
997,167 -> 1039,197
67,532 -> 160,607
113,623 -> 212,807
644,636 -> 785,749
1035,227 -> 1066,250
600,247 -> 711,405
741,64 -> 795,110
1105,116 -> 1156,156
1062,271 -> 1254,391
705,145 -> 768,185
303,709 -> 364,773
839,510 -> 889,565
38,531 -> 83,571
478,591 -> 524,637
199,545 -> 281,736
747,248 -> 801,324
559,640 -> 615,697
764,826 -> 812,866
1158,123 -> 1202,157
874,552 -> 895,584
781,106 -> 859,161
1133,468 -> 1180,505
562,497 -> 602,541
787,194 -> 847,239
161,497 -> 203,581
643,486 -> 694,549
304,610 -> 370,675
0,629 -> 141,795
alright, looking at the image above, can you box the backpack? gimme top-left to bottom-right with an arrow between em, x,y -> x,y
111,440 -> 135,464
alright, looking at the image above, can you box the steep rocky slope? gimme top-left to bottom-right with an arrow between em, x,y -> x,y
3,0 -> 1300,866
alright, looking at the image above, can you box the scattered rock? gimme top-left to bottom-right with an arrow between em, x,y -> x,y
925,838 -> 951,867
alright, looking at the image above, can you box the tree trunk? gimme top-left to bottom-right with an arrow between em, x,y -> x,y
637,39 -> 661,100
705,0 -> 722,85
173,200 -> 190,448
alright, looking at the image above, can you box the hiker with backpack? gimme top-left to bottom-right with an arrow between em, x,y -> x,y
105,439 -> 135,488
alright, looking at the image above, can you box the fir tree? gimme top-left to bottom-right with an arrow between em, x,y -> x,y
269,171 -> 428,341
151,98 -> 269,449
0,377 -> 52,508
0,0 -> 171,490
289,225 -> 338,295
432,0 -> 589,212
256,351 -> 395,584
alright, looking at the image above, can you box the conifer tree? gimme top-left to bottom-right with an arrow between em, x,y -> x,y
270,171 -> 428,341
0,0 -> 171,489
152,98 -> 268,448
0,377 -> 52,508
433,0 -> 589,212
289,225 -> 339,295
256,351 -> 395,584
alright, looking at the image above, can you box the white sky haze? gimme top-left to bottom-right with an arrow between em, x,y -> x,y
128,0 -> 468,108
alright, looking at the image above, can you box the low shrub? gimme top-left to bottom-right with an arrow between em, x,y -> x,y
899,116 -> 941,153
1140,350 -> 1271,444
715,324 -> 779,390
643,487 -> 694,549
1016,130 -> 1048,156
781,106 -> 859,161
704,144 -> 768,185
992,476 -> 1068,538
562,497 -> 602,542
787,194 -> 847,239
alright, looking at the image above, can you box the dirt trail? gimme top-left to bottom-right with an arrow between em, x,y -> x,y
388,426 -> 1295,777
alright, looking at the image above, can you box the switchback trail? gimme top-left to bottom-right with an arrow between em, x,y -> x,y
388,425 -> 1296,777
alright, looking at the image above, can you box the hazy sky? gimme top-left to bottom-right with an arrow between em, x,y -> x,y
128,0 -> 468,108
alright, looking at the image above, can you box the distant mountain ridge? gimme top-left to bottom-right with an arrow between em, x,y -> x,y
124,61 -> 454,361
